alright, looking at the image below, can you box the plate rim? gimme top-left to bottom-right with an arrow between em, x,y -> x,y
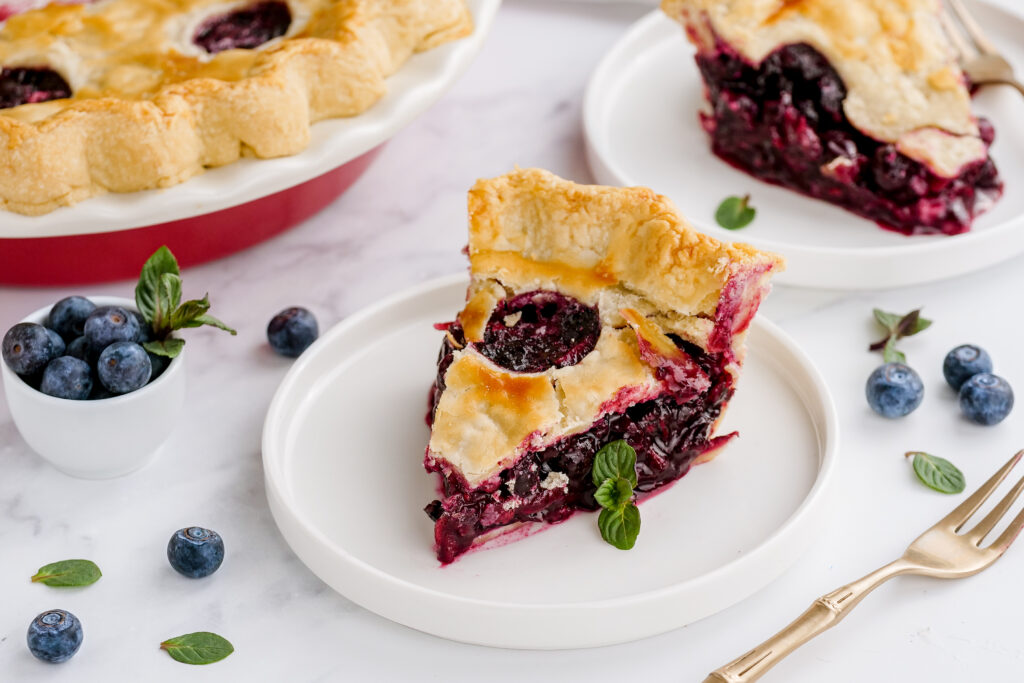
0,0 -> 501,239
262,274 -> 840,647
582,2 -> 1024,290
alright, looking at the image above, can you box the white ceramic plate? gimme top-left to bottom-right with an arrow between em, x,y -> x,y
0,0 -> 500,238
584,2 -> 1024,290
262,274 -> 838,649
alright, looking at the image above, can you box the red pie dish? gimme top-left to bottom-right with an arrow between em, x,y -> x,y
422,168 -> 784,564
661,0 -> 1003,236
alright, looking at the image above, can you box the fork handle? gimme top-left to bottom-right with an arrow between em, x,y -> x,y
703,560 -> 914,683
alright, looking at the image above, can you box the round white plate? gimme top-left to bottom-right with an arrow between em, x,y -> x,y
584,2 -> 1024,290
262,274 -> 838,649
0,0 -> 500,239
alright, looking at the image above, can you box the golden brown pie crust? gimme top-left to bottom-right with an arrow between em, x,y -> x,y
0,0 -> 472,214
661,0 -> 987,175
427,168 -> 784,487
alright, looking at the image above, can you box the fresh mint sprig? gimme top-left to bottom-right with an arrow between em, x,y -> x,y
31,559 -> 102,587
869,308 -> 931,363
906,451 -> 965,494
715,195 -> 756,230
591,440 -> 641,550
135,246 -> 236,358
160,632 -> 234,665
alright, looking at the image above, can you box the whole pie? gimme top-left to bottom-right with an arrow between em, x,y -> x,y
0,0 -> 472,214
423,168 -> 784,564
661,0 -> 1003,236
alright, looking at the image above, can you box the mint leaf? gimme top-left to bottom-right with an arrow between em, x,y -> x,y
714,195 -> 756,230
598,504 -> 641,550
873,308 -> 902,333
144,338 -> 185,359
592,440 -> 638,488
160,632 -> 234,665
135,246 -> 180,326
31,559 -> 101,587
181,313 -> 237,335
907,452 -> 965,494
870,308 -> 931,362
170,296 -> 211,329
882,336 -> 906,364
133,246 -> 235,355
594,477 -> 633,510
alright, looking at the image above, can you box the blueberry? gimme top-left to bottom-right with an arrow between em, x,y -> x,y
943,344 -> 994,390
148,352 -> 171,381
83,306 -> 141,352
167,527 -> 225,578
267,307 -> 318,358
131,311 -> 155,344
866,363 -> 924,418
27,609 -> 83,663
40,357 -> 93,400
3,322 -> 60,376
44,327 -> 66,358
97,342 -> 152,395
66,336 -> 92,363
48,296 -> 96,341
959,373 -> 1014,425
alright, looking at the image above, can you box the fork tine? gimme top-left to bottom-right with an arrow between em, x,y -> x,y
939,9 -> 978,61
940,450 -> 1024,531
948,0 -> 999,55
988,506 -> 1024,552
966,474 -> 1024,544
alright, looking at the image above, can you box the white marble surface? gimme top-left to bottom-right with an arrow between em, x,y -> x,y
3,0 -> 1024,680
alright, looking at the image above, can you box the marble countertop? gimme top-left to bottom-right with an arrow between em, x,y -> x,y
3,1 -> 1024,680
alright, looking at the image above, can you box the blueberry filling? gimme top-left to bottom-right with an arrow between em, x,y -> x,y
193,1 -> 292,54
425,324 -> 734,564
473,290 -> 601,373
694,41 -> 1002,235
0,67 -> 72,110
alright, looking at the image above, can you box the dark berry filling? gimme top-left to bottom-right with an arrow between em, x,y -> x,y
473,291 -> 601,373
193,1 -> 292,54
425,327 -> 734,564
695,41 -> 1002,236
0,67 -> 72,110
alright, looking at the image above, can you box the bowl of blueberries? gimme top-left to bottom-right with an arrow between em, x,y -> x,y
1,295 -> 186,479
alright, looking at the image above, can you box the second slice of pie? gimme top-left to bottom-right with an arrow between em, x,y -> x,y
423,168 -> 784,564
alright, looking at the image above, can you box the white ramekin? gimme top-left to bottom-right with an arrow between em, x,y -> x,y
1,296 -> 186,479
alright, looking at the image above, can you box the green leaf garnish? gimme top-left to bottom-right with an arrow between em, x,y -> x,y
598,505 -> 641,551
144,338 -> 186,358
594,477 -> 633,510
591,441 -> 641,550
160,632 -> 234,665
135,246 -> 180,324
31,559 -> 102,587
906,451 -> 966,494
714,195 -> 756,230
135,247 -> 236,359
591,440 -> 638,488
869,308 -> 931,363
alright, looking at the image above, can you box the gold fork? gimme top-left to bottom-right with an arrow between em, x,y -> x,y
940,0 -> 1024,96
704,450 -> 1024,683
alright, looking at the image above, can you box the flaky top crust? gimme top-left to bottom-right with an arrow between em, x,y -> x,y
662,0 -> 987,175
427,169 -> 783,487
0,0 -> 472,214
467,168 -> 782,322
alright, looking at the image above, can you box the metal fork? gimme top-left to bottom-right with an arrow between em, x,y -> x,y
940,0 -> 1024,96
704,450 -> 1024,683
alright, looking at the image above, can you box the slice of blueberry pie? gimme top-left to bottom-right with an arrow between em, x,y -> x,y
423,168 -> 784,564
662,0 -> 1003,235
0,0 -> 472,214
